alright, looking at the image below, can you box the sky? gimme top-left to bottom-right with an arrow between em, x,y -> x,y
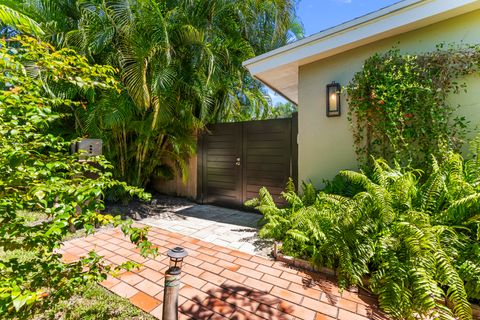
269,0 -> 401,105
298,0 -> 401,37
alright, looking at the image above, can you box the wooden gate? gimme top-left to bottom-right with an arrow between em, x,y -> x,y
197,115 -> 298,208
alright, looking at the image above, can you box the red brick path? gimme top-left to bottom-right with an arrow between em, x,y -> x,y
61,226 -> 388,320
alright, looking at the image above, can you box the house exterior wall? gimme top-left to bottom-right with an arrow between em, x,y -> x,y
298,9 -> 480,188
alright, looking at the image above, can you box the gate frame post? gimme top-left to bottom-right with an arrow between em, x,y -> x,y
291,112 -> 299,192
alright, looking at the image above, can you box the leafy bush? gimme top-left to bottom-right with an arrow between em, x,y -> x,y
346,46 -> 480,172
0,0 -> 302,187
248,151 -> 480,319
0,37 -> 157,317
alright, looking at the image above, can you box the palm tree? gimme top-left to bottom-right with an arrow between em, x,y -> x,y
0,0 -> 301,186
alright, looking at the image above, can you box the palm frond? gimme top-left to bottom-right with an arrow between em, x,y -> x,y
0,4 -> 44,36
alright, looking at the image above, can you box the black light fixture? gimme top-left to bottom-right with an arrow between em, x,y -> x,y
167,247 -> 188,275
326,81 -> 341,117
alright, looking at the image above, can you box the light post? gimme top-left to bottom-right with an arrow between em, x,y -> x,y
163,247 -> 188,320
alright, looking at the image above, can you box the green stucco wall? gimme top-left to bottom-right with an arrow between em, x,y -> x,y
298,9 -> 480,188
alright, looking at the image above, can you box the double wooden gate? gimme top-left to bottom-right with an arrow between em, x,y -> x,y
197,115 -> 298,208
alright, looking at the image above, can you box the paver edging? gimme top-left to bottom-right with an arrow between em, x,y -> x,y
273,241 -> 366,292
274,241 -> 480,319
273,241 -> 332,274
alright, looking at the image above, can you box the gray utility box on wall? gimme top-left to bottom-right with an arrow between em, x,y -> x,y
71,139 -> 103,159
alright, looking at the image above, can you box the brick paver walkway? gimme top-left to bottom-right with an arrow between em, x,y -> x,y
61,226 -> 387,320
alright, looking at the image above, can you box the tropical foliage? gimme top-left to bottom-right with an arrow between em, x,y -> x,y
248,148 -> 480,319
0,4 -> 43,36
271,101 -> 297,119
0,37 -> 156,317
0,0 -> 302,187
346,46 -> 480,172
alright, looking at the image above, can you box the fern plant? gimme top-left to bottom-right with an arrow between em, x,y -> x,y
249,151 -> 480,319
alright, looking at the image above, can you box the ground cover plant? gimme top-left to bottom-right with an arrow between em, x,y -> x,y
248,147 -> 480,319
32,283 -> 154,320
0,36 -> 157,318
1,244 -> 153,320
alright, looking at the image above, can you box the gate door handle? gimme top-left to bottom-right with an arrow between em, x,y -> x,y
235,157 -> 241,166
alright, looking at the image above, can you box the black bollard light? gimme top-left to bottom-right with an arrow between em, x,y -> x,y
163,247 -> 188,320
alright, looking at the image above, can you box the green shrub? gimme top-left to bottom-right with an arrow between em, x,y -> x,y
346,46 -> 480,172
0,36 -> 157,318
248,151 -> 480,319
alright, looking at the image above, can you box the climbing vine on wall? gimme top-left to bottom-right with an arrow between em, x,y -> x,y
346,45 -> 480,171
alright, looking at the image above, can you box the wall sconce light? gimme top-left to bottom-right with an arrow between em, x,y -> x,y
326,81 -> 341,117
